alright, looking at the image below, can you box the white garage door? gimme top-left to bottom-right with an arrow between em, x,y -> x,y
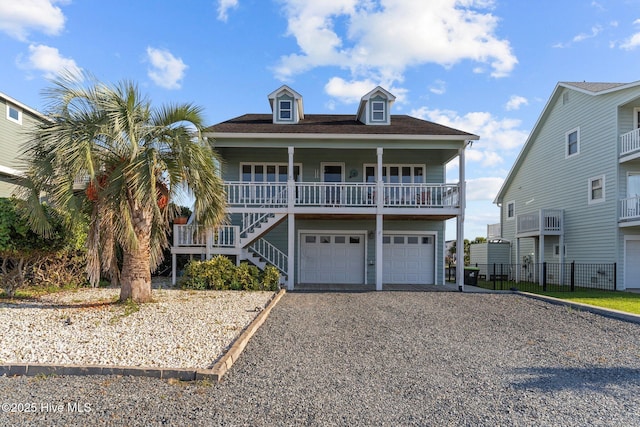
383,235 -> 435,284
300,233 -> 365,284
625,240 -> 640,289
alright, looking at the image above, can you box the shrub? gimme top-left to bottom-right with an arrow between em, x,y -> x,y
0,198 -> 88,297
262,265 -> 281,291
181,256 -> 281,291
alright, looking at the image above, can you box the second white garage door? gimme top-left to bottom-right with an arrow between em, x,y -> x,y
300,233 -> 365,284
383,234 -> 435,284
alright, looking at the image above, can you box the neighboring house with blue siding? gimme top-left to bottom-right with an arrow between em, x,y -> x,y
0,92 -> 48,197
494,81 -> 640,290
171,85 -> 478,290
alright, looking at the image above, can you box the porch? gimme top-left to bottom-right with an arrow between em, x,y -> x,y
620,195 -> 640,223
224,181 -> 460,212
516,209 -> 564,238
620,128 -> 640,162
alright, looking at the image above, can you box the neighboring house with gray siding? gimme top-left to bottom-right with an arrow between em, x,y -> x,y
0,92 -> 47,197
494,81 -> 640,290
171,85 -> 478,290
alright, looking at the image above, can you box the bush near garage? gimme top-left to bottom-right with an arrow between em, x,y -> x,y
181,255 -> 281,291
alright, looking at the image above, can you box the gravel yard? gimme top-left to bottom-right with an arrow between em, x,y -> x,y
0,285 -> 275,369
1,291 -> 640,426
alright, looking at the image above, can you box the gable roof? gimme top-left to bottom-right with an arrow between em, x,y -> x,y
560,81 -> 640,95
494,80 -> 640,204
205,113 -> 478,140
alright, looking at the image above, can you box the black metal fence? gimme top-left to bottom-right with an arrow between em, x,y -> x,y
447,262 -> 617,292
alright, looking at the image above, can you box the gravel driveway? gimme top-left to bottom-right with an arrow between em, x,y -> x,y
1,292 -> 639,426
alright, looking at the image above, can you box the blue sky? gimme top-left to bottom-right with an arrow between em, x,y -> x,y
2,0 -> 640,239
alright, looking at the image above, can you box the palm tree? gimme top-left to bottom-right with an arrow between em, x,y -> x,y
21,74 -> 226,302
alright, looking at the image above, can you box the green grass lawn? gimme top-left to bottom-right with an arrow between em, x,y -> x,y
535,290 -> 640,315
470,280 -> 640,315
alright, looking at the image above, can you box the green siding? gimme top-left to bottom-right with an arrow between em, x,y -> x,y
217,147 -> 451,184
500,85 -> 640,288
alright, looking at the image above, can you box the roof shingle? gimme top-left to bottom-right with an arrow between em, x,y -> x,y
205,114 -> 477,137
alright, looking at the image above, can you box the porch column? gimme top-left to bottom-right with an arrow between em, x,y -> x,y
287,147 -> 295,290
171,253 -> 177,286
287,146 -> 295,210
456,146 -> 466,291
376,214 -> 383,291
515,238 -> 520,283
538,210 -> 544,284
559,233 -> 565,284
376,147 -> 384,291
287,213 -> 295,290
172,224 -> 178,285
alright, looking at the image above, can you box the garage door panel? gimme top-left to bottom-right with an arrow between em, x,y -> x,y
301,233 -> 365,284
383,234 -> 434,285
625,240 -> 640,288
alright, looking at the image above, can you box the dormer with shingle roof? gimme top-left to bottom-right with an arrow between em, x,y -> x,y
268,85 -> 304,124
356,86 -> 396,126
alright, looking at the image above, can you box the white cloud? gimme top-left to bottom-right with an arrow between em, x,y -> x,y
411,107 -> 528,153
0,0 -> 68,41
505,95 -> 528,111
324,76 -> 409,104
620,19 -> 640,50
217,0 -> 239,22
274,0 -> 517,84
466,177 -> 504,202
429,79 -> 446,95
18,43 -> 81,79
146,47 -> 188,90
573,25 -> 602,42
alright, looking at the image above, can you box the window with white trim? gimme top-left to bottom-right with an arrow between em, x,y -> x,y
371,101 -> 385,122
6,103 -> 22,124
566,128 -> 579,157
506,201 -> 515,220
363,164 -> 425,183
240,162 -> 301,182
278,100 -> 292,121
588,175 -> 605,204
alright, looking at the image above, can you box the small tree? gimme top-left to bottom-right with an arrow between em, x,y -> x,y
21,74 -> 226,302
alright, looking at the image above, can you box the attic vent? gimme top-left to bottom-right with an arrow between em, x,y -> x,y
562,92 -> 569,105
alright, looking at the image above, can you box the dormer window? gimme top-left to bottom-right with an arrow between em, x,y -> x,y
357,86 -> 395,125
372,101 -> 385,122
279,100 -> 292,121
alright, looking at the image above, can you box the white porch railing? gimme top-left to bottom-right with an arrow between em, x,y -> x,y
250,239 -> 288,274
487,223 -> 501,239
382,183 -> 459,207
621,128 -> 640,157
173,225 -> 239,247
296,182 -> 375,206
224,181 -> 460,208
225,182 -> 288,207
517,209 -> 563,235
620,196 -> 640,221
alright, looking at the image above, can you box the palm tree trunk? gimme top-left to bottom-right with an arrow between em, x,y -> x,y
120,210 -> 153,303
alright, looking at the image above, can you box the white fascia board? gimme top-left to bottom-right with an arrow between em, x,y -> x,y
0,164 -> 24,178
207,132 -> 478,142
0,92 -> 49,122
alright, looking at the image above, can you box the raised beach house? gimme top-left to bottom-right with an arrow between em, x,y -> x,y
494,81 -> 640,290
171,86 -> 478,290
